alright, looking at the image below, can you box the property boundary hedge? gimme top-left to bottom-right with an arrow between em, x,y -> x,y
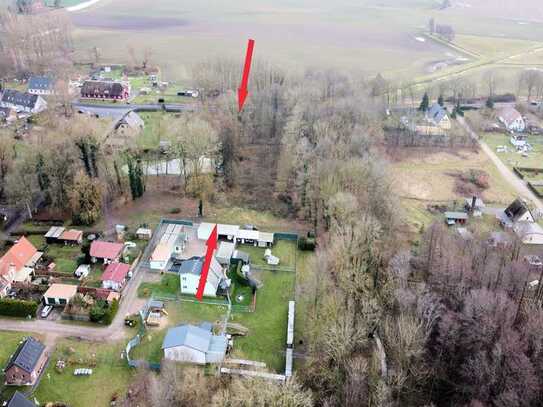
0,298 -> 38,317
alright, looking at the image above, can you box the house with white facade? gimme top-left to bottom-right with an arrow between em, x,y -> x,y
179,256 -> 224,297
27,76 -> 54,96
498,107 -> 525,132
150,224 -> 187,270
0,89 -> 47,114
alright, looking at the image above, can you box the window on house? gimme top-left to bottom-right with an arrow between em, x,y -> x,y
182,286 -> 188,289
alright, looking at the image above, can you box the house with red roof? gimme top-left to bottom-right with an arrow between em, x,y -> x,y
101,262 -> 130,292
0,237 -> 41,297
90,241 -> 124,264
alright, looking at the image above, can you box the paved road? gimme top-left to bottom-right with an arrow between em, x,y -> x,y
0,263 -> 149,342
458,116 -> 543,213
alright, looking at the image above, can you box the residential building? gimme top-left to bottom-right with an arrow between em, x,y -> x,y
27,76 -> 54,95
80,80 -> 130,101
426,103 -> 451,130
3,337 -> 48,386
90,241 -> 124,264
0,89 -> 47,114
114,111 -> 144,135
42,284 -> 78,306
179,256 -> 224,297
498,107 -> 525,132
0,237 -> 41,287
5,391 -> 36,407
101,262 -> 130,292
162,323 -> 228,365
498,198 -> 535,228
136,228 -> 152,240
60,229 -> 83,245
0,276 -> 10,298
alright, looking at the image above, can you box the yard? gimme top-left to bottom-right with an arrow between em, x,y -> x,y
26,235 -> 82,274
240,240 -> 297,270
34,338 -> 134,407
483,132 -> 543,172
389,148 -> 517,233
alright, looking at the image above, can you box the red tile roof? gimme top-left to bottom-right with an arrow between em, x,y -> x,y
101,262 -> 130,283
90,241 -> 124,260
0,237 -> 38,279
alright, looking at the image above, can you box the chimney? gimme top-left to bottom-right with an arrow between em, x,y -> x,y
470,196 -> 477,214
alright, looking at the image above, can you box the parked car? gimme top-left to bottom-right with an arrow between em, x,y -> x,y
41,305 -> 53,318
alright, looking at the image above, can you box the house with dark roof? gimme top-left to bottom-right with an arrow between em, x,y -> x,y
426,103 -> 451,130
0,89 -> 47,114
81,80 -> 130,101
178,256 -> 224,297
27,76 -> 54,96
162,323 -> 228,365
4,337 -> 48,386
498,198 -> 535,228
4,391 -> 35,407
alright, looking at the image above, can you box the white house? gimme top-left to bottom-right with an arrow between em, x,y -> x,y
513,222 -> 543,245
179,256 -> 224,297
0,89 -> 47,114
101,262 -> 130,292
498,107 -> 525,132
162,323 -> 228,365
498,198 -> 535,228
426,103 -> 451,130
27,76 -> 54,96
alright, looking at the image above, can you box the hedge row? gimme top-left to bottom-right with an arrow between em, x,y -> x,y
0,298 -> 39,317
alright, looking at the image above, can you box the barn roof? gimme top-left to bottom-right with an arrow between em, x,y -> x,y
162,324 -> 212,352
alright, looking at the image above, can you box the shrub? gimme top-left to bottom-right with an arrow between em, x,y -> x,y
89,300 -> 107,322
0,298 -> 39,317
102,299 -> 119,325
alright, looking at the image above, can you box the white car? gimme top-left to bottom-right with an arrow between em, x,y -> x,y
41,305 -> 53,318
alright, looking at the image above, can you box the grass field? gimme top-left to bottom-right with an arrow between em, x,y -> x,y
389,148 -> 517,232
34,338 -> 134,407
26,235 -> 82,274
484,132 -> 543,171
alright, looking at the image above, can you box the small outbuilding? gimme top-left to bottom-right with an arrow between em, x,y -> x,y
90,241 -> 124,264
162,323 -> 228,365
136,228 -> 152,240
444,211 -> 468,226
42,284 -> 78,306
216,241 -> 236,265
60,229 -> 83,245
44,226 -> 65,243
5,391 -> 35,407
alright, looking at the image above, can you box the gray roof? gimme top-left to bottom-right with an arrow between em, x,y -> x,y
1,89 -> 39,109
208,335 -> 228,355
28,76 -> 53,91
198,321 -> 213,332
5,337 -> 46,374
6,391 -> 35,407
179,258 -> 204,275
162,324 -> 212,352
444,211 -> 468,220
116,111 -> 144,130
427,103 -> 447,125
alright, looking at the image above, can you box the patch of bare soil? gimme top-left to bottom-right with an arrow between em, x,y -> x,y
71,14 -> 189,30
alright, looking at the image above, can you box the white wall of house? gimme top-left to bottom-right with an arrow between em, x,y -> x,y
102,280 -> 123,292
164,346 -> 206,364
180,273 -> 217,297
501,116 -> 526,132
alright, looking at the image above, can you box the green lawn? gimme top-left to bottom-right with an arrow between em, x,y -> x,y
26,235 -> 83,274
34,339 -> 134,407
239,240 -> 297,269
136,112 -> 169,150
484,132 -> 543,171
138,274 -> 180,298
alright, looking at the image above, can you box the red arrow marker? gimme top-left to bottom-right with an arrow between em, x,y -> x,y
238,39 -> 255,112
196,225 -> 218,301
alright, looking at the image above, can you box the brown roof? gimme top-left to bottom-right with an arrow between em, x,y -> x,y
81,81 -> 126,97
90,240 -> 124,260
60,229 -> 83,242
0,237 -> 38,279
